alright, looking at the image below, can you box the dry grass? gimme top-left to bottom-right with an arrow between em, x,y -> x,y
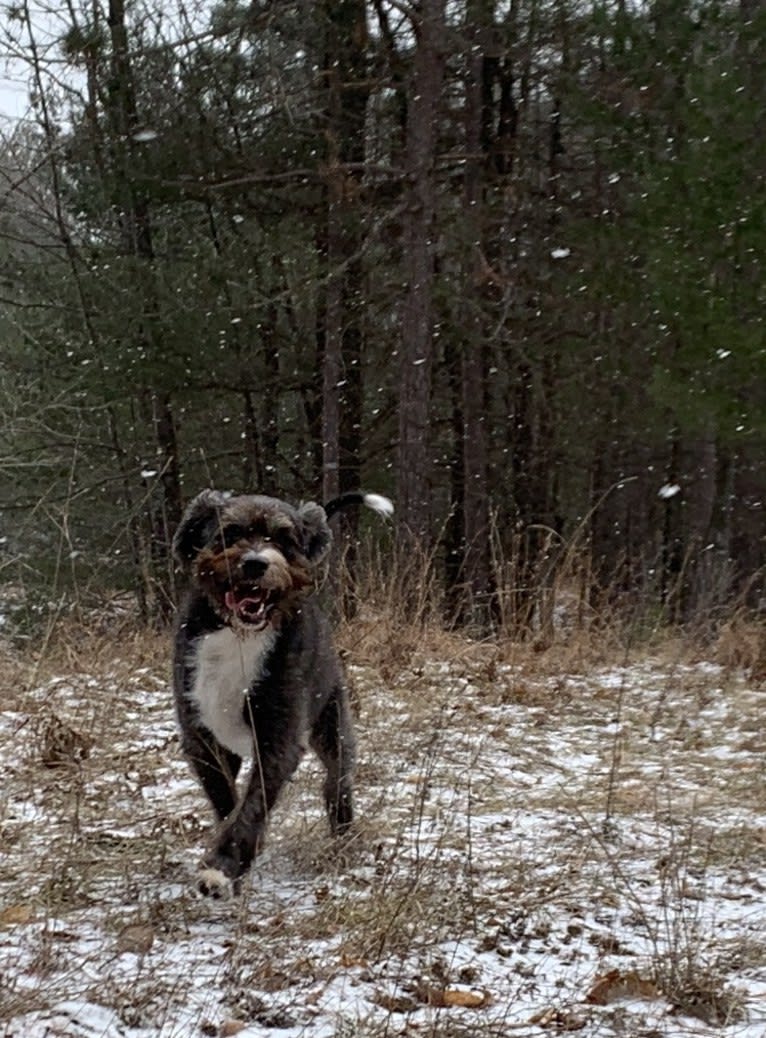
1,585 -> 765,1037
712,614 -> 766,679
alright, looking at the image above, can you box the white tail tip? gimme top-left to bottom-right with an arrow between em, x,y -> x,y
363,493 -> 394,517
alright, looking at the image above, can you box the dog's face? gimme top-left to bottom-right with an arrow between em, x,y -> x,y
173,491 -> 332,630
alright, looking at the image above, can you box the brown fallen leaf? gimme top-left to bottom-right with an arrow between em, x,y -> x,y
340,950 -> 369,968
0,904 -> 35,925
219,1021 -> 246,1037
529,1007 -> 587,1031
442,987 -> 492,1008
415,983 -> 491,1009
586,969 -> 661,1005
115,923 -> 155,955
39,714 -> 92,767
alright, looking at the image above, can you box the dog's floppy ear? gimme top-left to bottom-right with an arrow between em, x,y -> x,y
173,489 -> 227,567
297,501 -> 332,564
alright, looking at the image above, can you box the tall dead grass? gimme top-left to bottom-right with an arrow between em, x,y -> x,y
331,544 -> 709,682
5,542 -> 756,699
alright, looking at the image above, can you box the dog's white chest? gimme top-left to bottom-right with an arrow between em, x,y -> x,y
188,627 -> 276,758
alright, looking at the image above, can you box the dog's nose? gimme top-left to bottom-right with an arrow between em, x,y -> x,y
240,551 -> 269,581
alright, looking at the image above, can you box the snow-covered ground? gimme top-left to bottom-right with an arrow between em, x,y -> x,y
1,641 -> 764,1037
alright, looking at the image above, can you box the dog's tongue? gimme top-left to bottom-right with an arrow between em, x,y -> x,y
225,590 -> 265,620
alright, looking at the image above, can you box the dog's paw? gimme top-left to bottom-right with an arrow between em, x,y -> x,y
197,867 -> 236,899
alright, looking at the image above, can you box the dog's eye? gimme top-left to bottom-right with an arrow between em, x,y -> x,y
220,524 -> 246,546
272,529 -> 296,556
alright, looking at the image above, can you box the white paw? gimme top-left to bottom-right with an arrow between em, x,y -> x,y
197,867 -> 234,899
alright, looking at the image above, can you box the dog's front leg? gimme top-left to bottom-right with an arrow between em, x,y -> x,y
197,738 -> 304,898
179,727 -> 241,823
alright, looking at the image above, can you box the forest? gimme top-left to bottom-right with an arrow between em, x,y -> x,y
0,0 -> 764,635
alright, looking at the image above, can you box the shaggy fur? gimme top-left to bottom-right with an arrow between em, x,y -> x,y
172,488 -> 391,898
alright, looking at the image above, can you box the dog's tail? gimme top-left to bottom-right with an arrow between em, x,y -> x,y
324,491 -> 394,522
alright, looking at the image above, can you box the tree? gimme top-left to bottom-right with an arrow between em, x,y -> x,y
396,0 -> 446,553
320,0 -> 369,604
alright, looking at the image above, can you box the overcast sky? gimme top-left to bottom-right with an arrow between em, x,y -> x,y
1,3 -> 70,130
0,84 -> 30,125
0,53 -> 32,127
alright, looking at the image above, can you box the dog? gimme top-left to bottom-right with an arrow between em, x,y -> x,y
172,488 -> 393,898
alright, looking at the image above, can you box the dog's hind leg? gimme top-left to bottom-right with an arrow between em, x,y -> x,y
310,686 -> 356,835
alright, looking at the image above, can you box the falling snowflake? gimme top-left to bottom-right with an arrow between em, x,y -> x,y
658,483 -> 681,500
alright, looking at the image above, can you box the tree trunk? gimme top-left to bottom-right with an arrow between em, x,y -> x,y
459,0 -> 494,630
107,0 -> 182,622
320,0 -> 369,612
444,335 -> 466,625
396,0 -> 446,551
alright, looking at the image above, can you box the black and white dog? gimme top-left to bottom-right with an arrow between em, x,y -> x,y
172,488 -> 392,898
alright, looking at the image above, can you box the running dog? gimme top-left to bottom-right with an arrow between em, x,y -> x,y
172,488 -> 393,898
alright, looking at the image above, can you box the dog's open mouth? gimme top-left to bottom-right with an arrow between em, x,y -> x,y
224,587 -> 276,627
